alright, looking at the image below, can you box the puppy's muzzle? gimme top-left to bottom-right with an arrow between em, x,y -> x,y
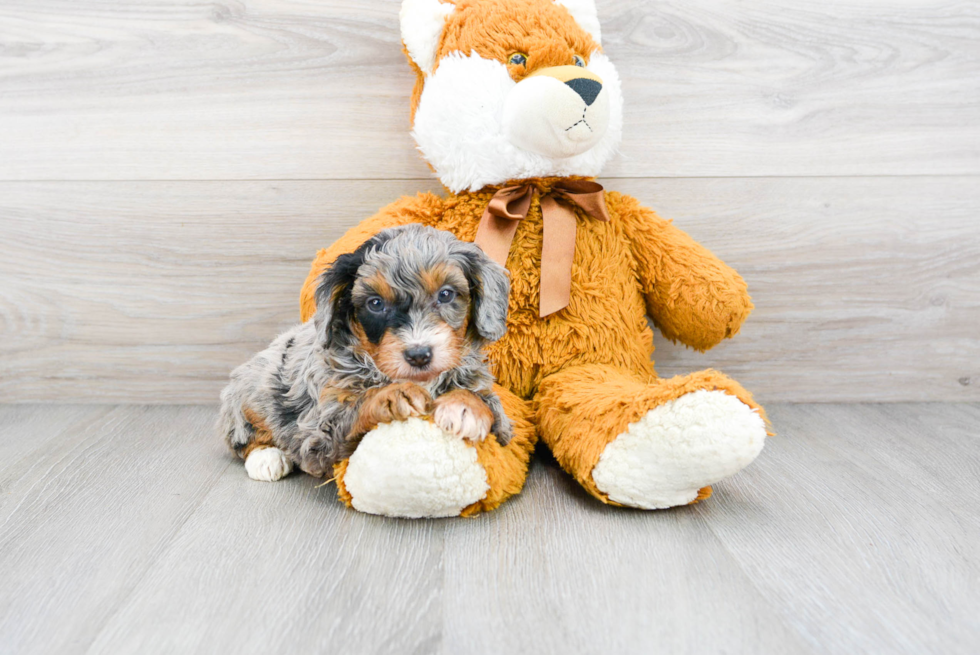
403,346 -> 433,369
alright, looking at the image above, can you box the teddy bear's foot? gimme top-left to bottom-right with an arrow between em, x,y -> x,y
340,418 -> 490,518
333,385 -> 537,518
591,390 -> 766,509
536,365 -> 768,508
245,446 -> 293,482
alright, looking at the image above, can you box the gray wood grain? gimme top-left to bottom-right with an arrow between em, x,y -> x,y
87,464 -> 444,654
440,464 -> 816,654
0,403 -> 978,654
0,0 -> 976,180
865,403 -> 980,509
0,405 -> 108,476
0,406 -> 229,654
702,404 -> 980,654
1,177 -> 977,403
635,177 -> 980,401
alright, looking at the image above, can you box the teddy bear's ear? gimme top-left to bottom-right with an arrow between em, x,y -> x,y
400,0 -> 456,75
554,0 -> 602,45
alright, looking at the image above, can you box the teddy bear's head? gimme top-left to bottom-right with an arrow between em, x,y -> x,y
401,0 -> 624,193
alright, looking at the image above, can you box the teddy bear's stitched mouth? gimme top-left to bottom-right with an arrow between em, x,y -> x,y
565,106 -> 593,133
565,119 -> 593,133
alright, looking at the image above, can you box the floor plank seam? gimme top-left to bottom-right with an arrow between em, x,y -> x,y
81,457 -> 234,653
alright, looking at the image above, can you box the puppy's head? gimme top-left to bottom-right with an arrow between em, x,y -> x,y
314,225 -> 509,382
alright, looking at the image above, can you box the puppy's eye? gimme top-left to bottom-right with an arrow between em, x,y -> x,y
508,53 -> 528,66
437,288 -> 457,304
365,297 -> 385,313
573,54 -> 586,67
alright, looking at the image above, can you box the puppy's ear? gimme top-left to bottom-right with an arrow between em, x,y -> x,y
314,233 -> 392,347
313,251 -> 363,348
452,241 -> 511,342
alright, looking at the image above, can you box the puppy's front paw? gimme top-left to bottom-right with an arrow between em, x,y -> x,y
354,383 -> 434,437
433,390 -> 493,442
376,382 -> 433,421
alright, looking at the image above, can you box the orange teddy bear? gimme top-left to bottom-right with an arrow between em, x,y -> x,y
300,0 -> 768,517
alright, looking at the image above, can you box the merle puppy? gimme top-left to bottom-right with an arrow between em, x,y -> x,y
218,224 -> 512,482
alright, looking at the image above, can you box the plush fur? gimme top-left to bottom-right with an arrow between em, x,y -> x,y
591,390 -> 766,509
409,0 -> 622,192
400,0 -> 456,75
413,52 -> 622,192
299,0 -> 769,516
220,225 -> 513,481
342,418 -> 491,518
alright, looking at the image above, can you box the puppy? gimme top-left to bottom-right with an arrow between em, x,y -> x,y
219,224 -> 512,482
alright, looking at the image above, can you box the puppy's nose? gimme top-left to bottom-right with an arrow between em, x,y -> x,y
403,346 -> 433,368
565,78 -> 602,106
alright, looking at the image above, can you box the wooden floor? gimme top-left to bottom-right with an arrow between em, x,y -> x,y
2,3 -> 976,652
0,403 -> 977,654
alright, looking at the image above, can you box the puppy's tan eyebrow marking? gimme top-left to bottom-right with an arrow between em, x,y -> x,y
421,263 -> 468,296
419,263 -> 450,295
363,271 -> 395,302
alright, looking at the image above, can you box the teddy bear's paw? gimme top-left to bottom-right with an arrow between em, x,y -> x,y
343,417 -> 490,518
591,390 -> 766,509
245,447 -> 293,482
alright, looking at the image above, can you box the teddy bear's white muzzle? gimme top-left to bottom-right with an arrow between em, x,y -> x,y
503,74 -> 610,159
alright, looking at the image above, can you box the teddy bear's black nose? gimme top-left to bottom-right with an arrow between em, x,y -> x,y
565,78 -> 602,106
403,346 -> 433,368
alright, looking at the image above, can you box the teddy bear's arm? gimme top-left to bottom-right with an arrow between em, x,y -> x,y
299,192 -> 447,322
611,192 -> 753,352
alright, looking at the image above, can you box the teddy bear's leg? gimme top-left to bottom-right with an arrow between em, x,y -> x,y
535,365 -> 768,509
331,385 -> 536,518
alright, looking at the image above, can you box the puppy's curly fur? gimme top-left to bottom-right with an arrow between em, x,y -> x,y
219,224 -> 512,479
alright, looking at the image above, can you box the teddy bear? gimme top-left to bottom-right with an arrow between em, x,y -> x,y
299,0 -> 769,518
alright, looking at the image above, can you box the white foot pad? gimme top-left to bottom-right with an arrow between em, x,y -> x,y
344,418 -> 489,518
592,390 -> 766,509
245,447 -> 293,482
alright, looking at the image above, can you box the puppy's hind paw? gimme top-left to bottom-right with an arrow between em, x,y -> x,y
245,447 -> 293,482
433,390 -> 493,442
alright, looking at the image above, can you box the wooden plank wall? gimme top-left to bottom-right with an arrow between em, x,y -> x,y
1,0 -> 978,403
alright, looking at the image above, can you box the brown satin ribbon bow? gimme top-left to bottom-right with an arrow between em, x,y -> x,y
473,179 -> 609,317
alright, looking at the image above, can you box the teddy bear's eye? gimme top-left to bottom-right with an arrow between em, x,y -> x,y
573,54 -> 586,67
508,53 -> 528,66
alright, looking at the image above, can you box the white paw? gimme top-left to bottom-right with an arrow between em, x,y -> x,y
344,418 -> 489,518
244,447 -> 293,482
591,390 -> 766,509
434,400 -> 491,442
